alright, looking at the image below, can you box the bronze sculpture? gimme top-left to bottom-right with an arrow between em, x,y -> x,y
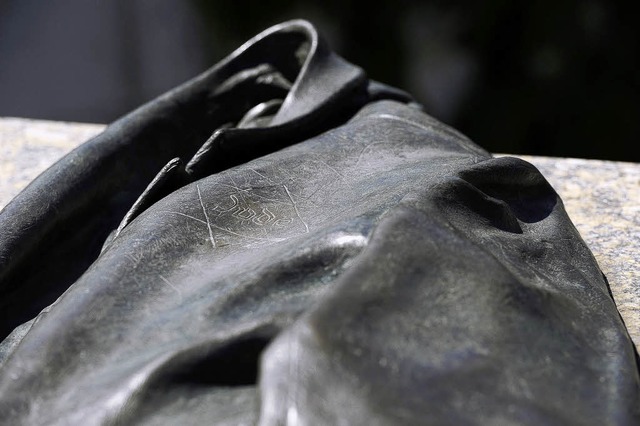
0,20 -> 638,425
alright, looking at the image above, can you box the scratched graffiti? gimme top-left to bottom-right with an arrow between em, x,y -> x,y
211,193 -> 293,228
160,182 -> 309,250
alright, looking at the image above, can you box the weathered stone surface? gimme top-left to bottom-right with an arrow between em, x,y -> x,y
0,117 -> 105,209
521,155 -> 640,346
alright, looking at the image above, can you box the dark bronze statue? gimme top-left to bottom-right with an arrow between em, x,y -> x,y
0,20 -> 638,425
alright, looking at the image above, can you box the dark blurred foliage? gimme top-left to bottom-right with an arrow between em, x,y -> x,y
0,0 -> 637,160
194,0 -> 639,161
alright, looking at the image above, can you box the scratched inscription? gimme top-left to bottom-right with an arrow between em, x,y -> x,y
211,194 -> 293,228
159,182 -> 310,250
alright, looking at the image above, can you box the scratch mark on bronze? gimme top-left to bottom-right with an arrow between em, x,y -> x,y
217,183 -> 288,205
251,192 -> 289,205
311,156 -> 346,180
375,113 -> 436,134
197,184 -> 216,249
277,166 -> 297,181
161,206 -> 281,242
253,207 -> 276,225
159,210 -> 207,225
283,184 -> 309,233
212,194 -> 239,213
208,222 -> 281,242
218,182 -> 249,193
270,217 -> 294,230
126,253 -> 141,269
303,180 -> 336,203
354,142 -> 386,168
159,274 -> 183,301
228,175 -> 249,207
248,167 -> 278,185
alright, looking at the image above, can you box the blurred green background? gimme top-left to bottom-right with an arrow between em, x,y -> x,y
1,0 -> 637,160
